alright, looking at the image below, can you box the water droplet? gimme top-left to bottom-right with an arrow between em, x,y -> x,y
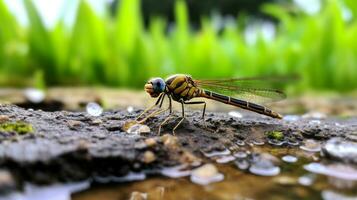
236,140 -> 245,146
323,138 -> 357,163
268,139 -> 285,146
322,190 -> 357,200
190,164 -> 224,185
234,159 -> 249,170
233,151 -> 247,158
216,155 -> 236,164
282,155 -> 298,163
300,139 -> 321,152
298,174 -> 315,186
127,106 -> 134,113
249,159 -> 280,176
252,139 -> 265,146
86,102 -> 103,116
302,111 -> 327,119
249,154 -> 280,176
283,115 -> 300,122
228,111 -> 243,118
127,124 -> 151,134
161,165 -> 191,178
304,163 -> 357,181
24,88 -> 45,103
309,120 -> 321,125
203,149 -> 231,158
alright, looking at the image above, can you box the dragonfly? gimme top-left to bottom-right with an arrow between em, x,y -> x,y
136,74 -> 288,134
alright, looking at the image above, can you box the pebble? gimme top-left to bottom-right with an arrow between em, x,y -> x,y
322,137 -> 357,164
162,134 -> 178,148
67,120 -> 82,130
190,164 -> 224,185
127,124 -> 151,134
0,170 -> 16,193
144,138 -> 157,147
129,191 -> 147,200
86,102 -> 103,117
282,155 -> 298,163
300,139 -> 321,152
0,115 -> 9,123
90,119 -> 102,125
142,151 -> 156,164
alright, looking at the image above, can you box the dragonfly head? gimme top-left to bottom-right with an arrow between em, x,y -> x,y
145,77 -> 166,97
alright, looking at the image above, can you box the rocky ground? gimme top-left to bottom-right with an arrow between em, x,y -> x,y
0,103 -> 356,194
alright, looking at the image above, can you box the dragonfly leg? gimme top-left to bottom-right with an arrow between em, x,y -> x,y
138,106 -> 169,124
158,115 -> 175,135
183,101 -> 207,128
136,93 -> 165,121
172,99 -> 186,135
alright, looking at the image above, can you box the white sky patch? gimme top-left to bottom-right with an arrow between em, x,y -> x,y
3,0 -> 107,28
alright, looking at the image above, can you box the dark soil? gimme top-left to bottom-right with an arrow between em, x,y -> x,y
0,104 -> 356,192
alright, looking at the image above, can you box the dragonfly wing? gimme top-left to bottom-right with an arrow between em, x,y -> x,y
194,77 -> 288,104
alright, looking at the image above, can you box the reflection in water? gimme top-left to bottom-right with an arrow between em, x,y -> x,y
0,181 -> 89,200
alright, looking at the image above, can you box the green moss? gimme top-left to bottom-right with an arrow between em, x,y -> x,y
0,122 -> 34,135
266,131 -> 284,141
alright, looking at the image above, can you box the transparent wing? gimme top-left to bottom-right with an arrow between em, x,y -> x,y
194,75 -> 293,103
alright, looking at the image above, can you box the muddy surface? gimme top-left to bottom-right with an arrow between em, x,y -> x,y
0,104 -> 356,199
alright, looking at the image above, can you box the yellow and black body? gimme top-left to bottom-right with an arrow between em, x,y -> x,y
142,74 -> 283,133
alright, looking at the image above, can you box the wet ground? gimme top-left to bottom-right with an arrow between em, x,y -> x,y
1,88 -> 357,199
0,99 -> 356,199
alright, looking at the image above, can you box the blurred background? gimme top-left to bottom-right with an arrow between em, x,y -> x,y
0,0 -> 356,112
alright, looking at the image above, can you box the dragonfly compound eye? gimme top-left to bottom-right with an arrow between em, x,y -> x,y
151,78 -> 166,93
145,78 -> 165,97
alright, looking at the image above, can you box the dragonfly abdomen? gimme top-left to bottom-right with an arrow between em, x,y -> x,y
201,90 -> 282,119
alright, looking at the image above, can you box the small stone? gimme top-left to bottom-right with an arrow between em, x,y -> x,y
68,120 -> 82,130
273,176 -> 296,185
91,119 -> 102,125
142,151 -> 156,164
0,170 -> 16,194
129,191 -> 147,200
127,124 -> 151,134
144,138 -> 157,147
190,164 -> 224,185
0,115 -> 9,123
161,134 -> 178,148
180,151 -> 200,165
122,120 -> 138,132
77,140 -> 90,150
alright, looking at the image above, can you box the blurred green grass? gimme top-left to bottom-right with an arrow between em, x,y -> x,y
0,0 -> 356,93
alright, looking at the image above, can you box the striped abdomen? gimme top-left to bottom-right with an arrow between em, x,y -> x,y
200,90 -> 283,119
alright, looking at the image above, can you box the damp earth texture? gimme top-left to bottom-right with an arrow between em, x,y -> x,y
0,104 -> 356,200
